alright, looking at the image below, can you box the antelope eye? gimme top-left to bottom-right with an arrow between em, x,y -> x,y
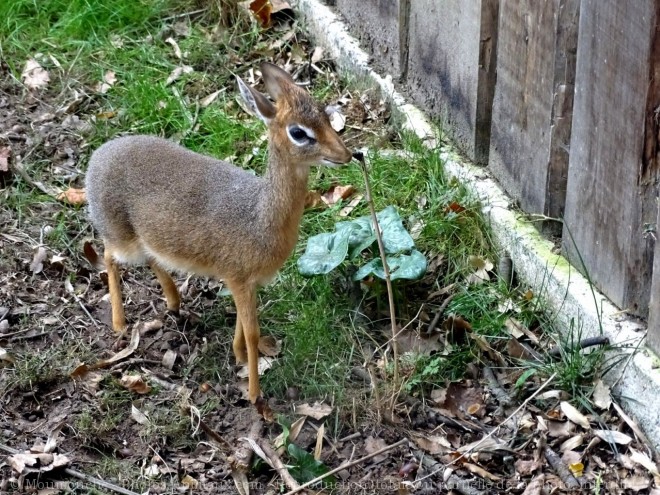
287,126 -> 314,144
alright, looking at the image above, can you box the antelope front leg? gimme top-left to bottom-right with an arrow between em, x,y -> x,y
105,249 -> 126,333
232,312 -> 248,364
229,283 -> 260,403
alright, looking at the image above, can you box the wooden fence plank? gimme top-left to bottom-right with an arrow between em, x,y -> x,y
336,0 -> 402,79
488,0 -> 578,233
562,0 -> 660,317
407,0 -> 499,164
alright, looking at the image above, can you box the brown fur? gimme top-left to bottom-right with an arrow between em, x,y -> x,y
85,63 -> 352,403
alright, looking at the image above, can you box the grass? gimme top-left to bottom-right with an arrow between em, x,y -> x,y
3,335 -> 96,394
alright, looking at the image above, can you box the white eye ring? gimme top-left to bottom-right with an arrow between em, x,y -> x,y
287,125 -> 316,146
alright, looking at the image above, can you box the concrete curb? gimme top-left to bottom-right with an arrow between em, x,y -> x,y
294,0 -> 660,451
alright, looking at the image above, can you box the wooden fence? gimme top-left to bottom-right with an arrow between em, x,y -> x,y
332,0 -> 660,352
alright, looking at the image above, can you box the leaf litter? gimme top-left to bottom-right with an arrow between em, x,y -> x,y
0,4 -> 654,495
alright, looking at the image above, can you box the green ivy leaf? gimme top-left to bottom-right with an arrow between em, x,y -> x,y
353,249 -> 427,281
298,206 -> 421,277
287,443 -> 336,486
375,205 -> 415,254
515,369 -> 537,389
297,228 -> 352,275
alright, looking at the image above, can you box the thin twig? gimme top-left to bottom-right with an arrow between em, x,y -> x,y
353,151 -> 399,386
196,415 -> 233,451
282,438 -> 408,495
0,443 -> 141,495
161,7 -> 208,22
70,290 -> 100,329
426,292 -> 457,334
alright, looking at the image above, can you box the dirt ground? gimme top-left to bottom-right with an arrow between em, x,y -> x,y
1,5 -> 660,495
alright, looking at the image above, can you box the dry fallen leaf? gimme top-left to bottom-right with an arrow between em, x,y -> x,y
463,462 -> 501,481
57,187 -> 86,205
274,416 -> 306,452
314,423 -> 324,460
181,474 -> 199,489
271,0 -> 292,12
296,401 -> 332,420
30,246 -> 48,274
592,379 -> 612,410
411,432 -> 452,455
249,0 -> 272,27
131,404 -> 150,425
120,374 -> 152,394
96,110 -> 117,120
173,20 -> 191,37
339,194 -> 363,217
623,475 -> 651,492
201,89 -> 224,108
95,70 -> 117,94
236,356 -> 274,378
162,349 -> 177,369
71,324 -> 141,378
0,347 -> 16,365
466,255 -> 493,284
321,184 -> 356,206
592,429 -> 632,446
521,474 -> 544,495
559,434 -> 584,452
311,46 -> 324,64
327,106 -> 346,132
630,448 -> 660,478
166,65 -> 194,85
0,146 -> 10,172
22,59 -> 50,90
515,458 -> 541,476
560,401 -> 590,429
445,201 -> 466,214
396,328 -> 442,355
258,335 -> 281,357
8,452 -> 70,474
546,419 -> 574,438
165,37 -> 183,59
364,436 -> 389,464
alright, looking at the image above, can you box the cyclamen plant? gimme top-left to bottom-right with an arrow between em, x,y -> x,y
297,206 -> 427,281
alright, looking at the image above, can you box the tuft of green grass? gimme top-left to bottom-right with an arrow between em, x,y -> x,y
4,337 -> 96,394
0,0 -> 175,61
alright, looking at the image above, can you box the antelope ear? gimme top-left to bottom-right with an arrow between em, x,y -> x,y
237,76 -> 276,123
260,62 -> 295,101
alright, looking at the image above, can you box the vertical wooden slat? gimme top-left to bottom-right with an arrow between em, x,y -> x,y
487,0 -> 579,233
562,0 -> 659,316
407,0 -> 499,165
336,0 -> 401,79
475,0 -> 500,163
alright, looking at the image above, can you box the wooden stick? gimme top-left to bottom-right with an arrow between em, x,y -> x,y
259,440 -> 301,492
354,151 -> 400,387
0,443 -> 141,495
548,335 -> 610,358
282,438 -> 408,495
544,446 -> 580,490
231,420 -> 264,472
